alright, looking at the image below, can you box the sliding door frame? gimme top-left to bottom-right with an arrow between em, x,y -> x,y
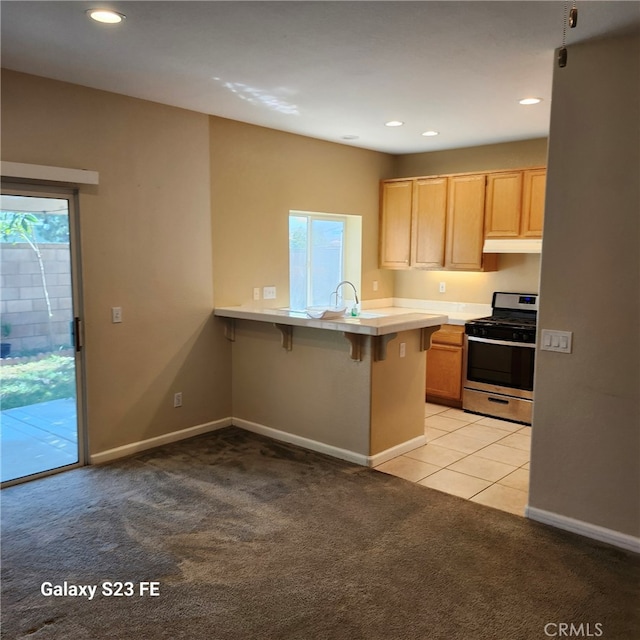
1,181 -> 88,486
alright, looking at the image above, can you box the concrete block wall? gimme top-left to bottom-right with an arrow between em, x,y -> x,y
0,243 -> 73,355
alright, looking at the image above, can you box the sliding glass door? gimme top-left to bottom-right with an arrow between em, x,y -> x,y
0,186 -> 85,485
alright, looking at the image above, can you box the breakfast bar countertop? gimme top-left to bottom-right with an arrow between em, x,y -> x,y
213,305 -> 448,336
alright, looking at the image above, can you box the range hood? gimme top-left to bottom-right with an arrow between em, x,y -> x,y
483,238 -> 542,254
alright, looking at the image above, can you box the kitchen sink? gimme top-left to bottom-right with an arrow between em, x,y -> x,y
305,306 -> 347,319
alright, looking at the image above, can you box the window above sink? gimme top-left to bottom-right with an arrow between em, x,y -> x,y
288,210 -> 361,311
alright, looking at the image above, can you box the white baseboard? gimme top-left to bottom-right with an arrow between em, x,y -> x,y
367,435 -> 427,467
526,506 -> 640,554
90,417 -> 232,465
233,417 -> 426,468
90,416 -> 425,475
232,417 -> 370,466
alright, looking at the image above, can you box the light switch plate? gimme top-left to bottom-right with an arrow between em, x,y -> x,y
111,306 -> 122,323
263,286 -> 276,300
540,329 -> 573,353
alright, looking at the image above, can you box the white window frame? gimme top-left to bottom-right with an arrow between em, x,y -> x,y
289,210 -> 361,310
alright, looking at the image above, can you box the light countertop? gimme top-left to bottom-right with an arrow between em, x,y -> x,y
384,298 -> 491,325
214,298 -> 489,334
214,305 -> 448,337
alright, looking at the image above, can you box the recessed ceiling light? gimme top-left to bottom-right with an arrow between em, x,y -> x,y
421,130 -> 439,137
86,9 -> 126,24
518,97 -> 542,105
384,120 -> 404,127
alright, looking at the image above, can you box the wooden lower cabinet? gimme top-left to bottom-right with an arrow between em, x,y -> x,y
426,324 -> 465,407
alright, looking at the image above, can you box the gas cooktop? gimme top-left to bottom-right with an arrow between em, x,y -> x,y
468,315 -> 537,328
465,292 -> 538,343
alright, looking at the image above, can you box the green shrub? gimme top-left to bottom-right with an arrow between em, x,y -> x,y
0,355 -> 76,410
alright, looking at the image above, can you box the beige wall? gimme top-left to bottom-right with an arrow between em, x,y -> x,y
530,33 -> 640,538
371,329 -> 425,454
393,138 -> 548,178
393,254 -> 542,304
390,139 -> 548,304
1,70 -> 231,455
230,321 -> 372,455
210,117 -> 395,307
230,321 -> 427,458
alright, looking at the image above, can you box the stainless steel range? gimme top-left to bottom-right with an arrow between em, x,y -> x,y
463,292 -> 538,425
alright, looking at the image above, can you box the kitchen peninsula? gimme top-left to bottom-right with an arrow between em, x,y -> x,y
214,306 -> 447,466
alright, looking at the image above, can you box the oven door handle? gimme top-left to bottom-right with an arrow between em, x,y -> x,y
467,336 -> 536,349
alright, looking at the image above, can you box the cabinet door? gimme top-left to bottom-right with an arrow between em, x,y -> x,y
379,180 -> 412,268
412,177 -> 447,268
426,343 -> 463,402
521,169 -> 546,237
445,174 -> 486,270
484,171 -> 523,238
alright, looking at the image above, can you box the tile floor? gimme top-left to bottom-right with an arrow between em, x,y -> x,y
375,403 -> 531,516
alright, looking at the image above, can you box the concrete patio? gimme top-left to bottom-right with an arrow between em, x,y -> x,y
0,398 -> 78,483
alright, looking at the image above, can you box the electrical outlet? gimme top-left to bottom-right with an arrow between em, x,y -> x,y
253,287 -> 260,301
111,307 -> 122,323
263,286 -> 276,300
439,282 -> 446,294
399,342 -> 406,358
373,280 -> 379,292
173,392 -> 183,408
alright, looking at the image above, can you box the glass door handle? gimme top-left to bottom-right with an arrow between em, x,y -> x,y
73,317 -> 83,352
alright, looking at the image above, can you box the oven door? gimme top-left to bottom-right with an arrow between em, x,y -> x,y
464,336 -> 535,399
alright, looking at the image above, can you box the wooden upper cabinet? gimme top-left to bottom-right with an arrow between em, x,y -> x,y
484,167 -> 546,239
445,174 -> 487,270
485,171 -> 523,238
522,168 -> 546,237
379,166 -> 543,272
379,180 -> 412,268
412,177 -> 447,268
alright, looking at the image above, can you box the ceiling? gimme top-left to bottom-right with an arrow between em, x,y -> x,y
2,1 -> 639,154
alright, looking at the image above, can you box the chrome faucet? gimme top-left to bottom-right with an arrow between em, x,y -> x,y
330,280 -> 360,308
